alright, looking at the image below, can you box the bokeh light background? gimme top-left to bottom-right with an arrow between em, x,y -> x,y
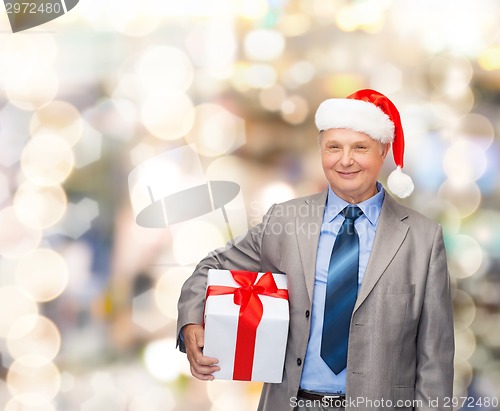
0,0 -> 499,410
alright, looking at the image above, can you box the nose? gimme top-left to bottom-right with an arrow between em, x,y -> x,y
340,148 -> 353,167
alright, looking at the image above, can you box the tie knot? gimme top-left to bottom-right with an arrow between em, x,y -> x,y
342,206 -> 363,221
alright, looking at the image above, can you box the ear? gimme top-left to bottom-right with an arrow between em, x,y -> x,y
381,143 -> 390,159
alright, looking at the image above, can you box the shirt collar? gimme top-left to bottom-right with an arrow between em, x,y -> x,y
324,182 -> 385,226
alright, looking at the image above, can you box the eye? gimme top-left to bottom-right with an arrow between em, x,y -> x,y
327,144 -> 341,151
355,145 -> 368,150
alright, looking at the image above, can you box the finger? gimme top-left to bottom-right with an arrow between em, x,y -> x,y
192,353 -> 219,366
194,330 -> 204,348
186,339 -> 219,366
191,361 -> 220,375
190,365 -> 216,381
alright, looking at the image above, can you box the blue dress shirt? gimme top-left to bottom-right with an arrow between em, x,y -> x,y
299,183 -> 385,394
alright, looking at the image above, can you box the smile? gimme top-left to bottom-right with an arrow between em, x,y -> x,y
336,171 -> 361,178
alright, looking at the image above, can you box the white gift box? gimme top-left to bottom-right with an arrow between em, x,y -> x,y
203,269 -> 289,383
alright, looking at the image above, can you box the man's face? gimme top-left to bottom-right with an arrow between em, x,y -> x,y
320,128 -> 389,204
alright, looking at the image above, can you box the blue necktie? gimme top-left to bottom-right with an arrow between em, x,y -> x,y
320,205 -> 363,374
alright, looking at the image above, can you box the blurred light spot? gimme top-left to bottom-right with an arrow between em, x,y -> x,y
428,54 -> 473,95
0,207 -> 42,259
453,290 -> 476,331
325,74 -> 364,97
185,104 -> 246,157
129,387 -> 176,411
455,328 -> 476,363
141,93 -> 194,140
84,98 -> 137,142
259,183 -> 296,215
154,267 -> 192,320
464,210 -> 500,256
208,380 -> 261,411
81,372 -> 127,411
15,248 -> 68,302
0,34 -> 57,84
4,398 -> 56,411
172,220 -> 225,265
0,286 -> 38,338
13,183 -> 67,230
370,63 -> 403,94
237,0 -> 269,20
205,157 -> 249,239
138,46 -> 193,94
243,64 -> 277,89
244,29 -> 285,62
480,312 -> 500,349
129,143 -> 157,167
52,198 -> 99,240
479,46 -> 500,70
6,68 -> 58,111
0,172 -> 10,205
477,142 -> 500,194
21,134 -> 74,187
448,235 -> 483,279
132,288 -> 170,332
7,356 -> 60,405
453,360 -> 473,397
185,21 -> 236,78
452,113 -> 495,149
128,146 -> 206,226
259,85 -> 287,112
156,0 -> 233,18
443,140 -> 487,185
335,3 -> 385,33
404,131 -> 446,192
30,101 -> 83,147
205,156 -> 247,188
107,0 -> 161,37
143,338 -> 190,382
391,1 -> 500,55
437,180 -> 481,218
278,13 -> 311,37
72,122 -> 102,169
0,103 -> 32,167
59,372 -> 75,394
284,61 -> 315,89
281,96 -> 309,125
430,87 -> 474,120
7,315 -> 61,363
418,199 -> 461,234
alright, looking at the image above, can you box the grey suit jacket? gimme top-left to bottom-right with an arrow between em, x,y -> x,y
177,190 -> 454,411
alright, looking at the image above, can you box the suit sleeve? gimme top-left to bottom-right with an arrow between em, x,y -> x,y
176,204 -> 276,352
415,224 -> 454,410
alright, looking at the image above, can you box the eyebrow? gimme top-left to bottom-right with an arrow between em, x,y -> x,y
324,139 -> 373,145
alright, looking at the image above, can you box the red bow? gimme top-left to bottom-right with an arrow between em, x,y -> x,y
206,270 -> 288,380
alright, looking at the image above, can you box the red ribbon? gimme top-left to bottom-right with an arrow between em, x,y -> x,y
206,270 -> 288,380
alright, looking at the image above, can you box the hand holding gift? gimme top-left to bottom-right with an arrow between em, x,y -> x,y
203,269 -> 289,383
183,324 -> 220,381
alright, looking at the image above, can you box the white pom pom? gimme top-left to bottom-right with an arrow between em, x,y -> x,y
387,167 -> 414,198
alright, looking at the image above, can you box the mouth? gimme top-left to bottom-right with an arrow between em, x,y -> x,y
336,170 -> 360,178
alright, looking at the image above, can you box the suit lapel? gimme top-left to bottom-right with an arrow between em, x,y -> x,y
295,190 -> 327,303
354,194 -> 409,313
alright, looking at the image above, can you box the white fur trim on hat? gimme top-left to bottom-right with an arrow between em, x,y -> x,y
315,98 -> 395,143
387,166 -> 414,198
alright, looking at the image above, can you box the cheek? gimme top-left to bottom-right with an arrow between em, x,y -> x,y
322,153 -> 336,170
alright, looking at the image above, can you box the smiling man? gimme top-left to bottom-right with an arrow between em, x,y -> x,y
177,89 -> 454,411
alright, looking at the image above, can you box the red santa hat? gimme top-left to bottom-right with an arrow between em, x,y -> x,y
315,89 -> 414,198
